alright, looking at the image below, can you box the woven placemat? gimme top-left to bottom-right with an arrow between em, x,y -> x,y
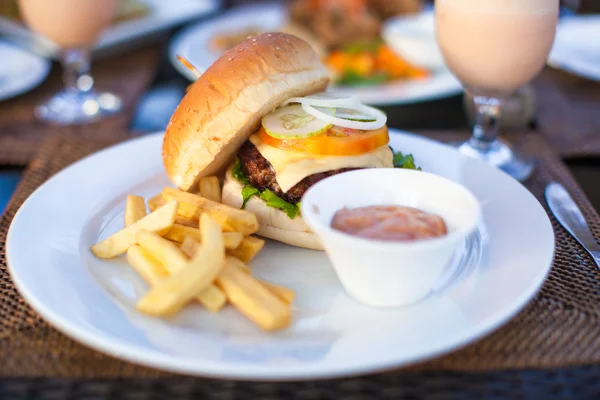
0,45 -> 162,166
533,68 -> 600,158
1,133 -> 600,398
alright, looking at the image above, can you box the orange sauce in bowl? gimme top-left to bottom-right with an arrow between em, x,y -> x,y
331,205 -> 447,242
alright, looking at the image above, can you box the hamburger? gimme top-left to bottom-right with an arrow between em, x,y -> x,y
162,32 -> 394,250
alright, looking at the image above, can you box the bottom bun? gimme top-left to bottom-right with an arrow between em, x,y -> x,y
222,167 -> 324,250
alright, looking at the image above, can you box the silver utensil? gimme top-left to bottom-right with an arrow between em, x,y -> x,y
545,182 -> 600,269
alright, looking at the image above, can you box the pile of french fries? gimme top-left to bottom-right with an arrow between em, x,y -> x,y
90,177 -> 294,331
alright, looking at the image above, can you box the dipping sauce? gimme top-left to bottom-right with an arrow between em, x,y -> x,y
331,205 -> 447,242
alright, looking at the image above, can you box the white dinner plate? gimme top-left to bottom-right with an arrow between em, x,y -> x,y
0,40 -> 50,101
6,129 -> 554,380
0,0 -> 221,59
168,3 -> 462,106
548,15 -> 600,81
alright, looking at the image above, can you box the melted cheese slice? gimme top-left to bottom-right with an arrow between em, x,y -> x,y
249,134 -> 394,192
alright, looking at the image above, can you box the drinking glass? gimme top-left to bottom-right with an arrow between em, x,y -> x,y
463,85 -> 537,131
435,0 -> 559,181
18,0 -> 122,125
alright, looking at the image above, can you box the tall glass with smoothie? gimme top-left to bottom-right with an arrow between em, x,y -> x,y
18,0 -> 122,124
435,0 -> 559,180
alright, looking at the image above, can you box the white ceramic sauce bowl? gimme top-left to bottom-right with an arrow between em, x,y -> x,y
381,11 -> 446,70
301,169 -> 481,308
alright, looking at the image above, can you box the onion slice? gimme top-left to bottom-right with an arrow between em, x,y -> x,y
261,104 -> 334,139
302,103 -> 387,131
336,108 -> 377,122
282,92 -> 360,109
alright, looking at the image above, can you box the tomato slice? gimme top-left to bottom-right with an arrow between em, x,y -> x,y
258,125 -> 389,156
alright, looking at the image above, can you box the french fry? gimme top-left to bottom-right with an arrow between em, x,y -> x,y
260,279 -> 296,304
178,235 -> 244,267
136,214 -> 225,317
164,224 -> 202,244
175,216 -> 199,228
224,232 -> 244,249
136,230 -> 226,312
147,194 -> 165,212
165,238 -> 182,246
179,236 -> 200,259
125,195 -> 147,227
161,187 -> 258,235
126,245 -> 169,286
164,224 -> 243,250
91,200 -> 178,258
195,285 -> 227,313
183,234 -> 294,297
227,236 -> 265,263
224,254 -> 252,274
199,176 -> 222,203
259,280 -> 295,305
217,256 -> 291,331
226,257 -> 291,303
136,230 -> 189,268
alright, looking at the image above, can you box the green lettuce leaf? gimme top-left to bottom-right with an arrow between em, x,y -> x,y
231,158 -> 250,185
241,185 -> 259,207
337,71 -> 389,86
342,39 -> 383,54
393,151 -> 421,170
259,189 -> 300,219
231,158 -> 300,219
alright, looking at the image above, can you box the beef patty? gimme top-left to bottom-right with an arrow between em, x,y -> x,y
238,141 -> 357,204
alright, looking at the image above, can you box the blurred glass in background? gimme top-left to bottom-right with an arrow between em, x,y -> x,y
17,0 -> 124,125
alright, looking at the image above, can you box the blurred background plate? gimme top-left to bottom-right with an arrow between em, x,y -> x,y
548,15 -> 600,81
0,40 -> 50,101
0,0 -> 222,58
169,2 -> 462,106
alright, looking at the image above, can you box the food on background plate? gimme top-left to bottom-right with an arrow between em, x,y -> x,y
288,0 -> 423,48
164,32 -> 419,251
325,40 -> 429,86
331,205 -> 447,241
90,186 -> 295,331
209,26 -> 263,52
288,0 -> 381,48
368,0 -> 423,19
207,0 -> 428,87
288,0 -> 428,85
